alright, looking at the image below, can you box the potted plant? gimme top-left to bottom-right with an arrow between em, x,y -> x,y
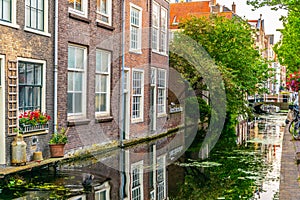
49,127 -> 68,158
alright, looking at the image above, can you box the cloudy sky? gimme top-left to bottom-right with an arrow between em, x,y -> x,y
217,0 -> 288,43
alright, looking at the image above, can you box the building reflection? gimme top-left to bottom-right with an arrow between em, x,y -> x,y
62,130 -> 186,200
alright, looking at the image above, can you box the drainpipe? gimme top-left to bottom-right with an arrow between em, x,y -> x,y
120,1 -> 126,200
54,0 -> 58,132
120,0 -> 125,147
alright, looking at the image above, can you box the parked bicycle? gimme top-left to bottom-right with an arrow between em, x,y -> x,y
288,104 -> 300,140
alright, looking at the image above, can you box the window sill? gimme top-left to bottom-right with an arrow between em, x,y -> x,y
69,12 -> 91,24
24,27 -> 51,37
95,116 -> 113,123
67,119 -> 91,127
131,118 -> 144,124
96,21 -> 115,31
152,50 -> 168,57
0,21 -> 20,29
157,113 -> 167,118
129,50 -> 142,55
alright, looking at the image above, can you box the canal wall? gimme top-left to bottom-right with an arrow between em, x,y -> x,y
279,126 -> 300,199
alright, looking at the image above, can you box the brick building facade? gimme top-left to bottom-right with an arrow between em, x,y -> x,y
0,0 -> 54,165
0,0 -> 185,167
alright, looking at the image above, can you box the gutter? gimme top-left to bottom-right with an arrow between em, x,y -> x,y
54,0 -> 58,132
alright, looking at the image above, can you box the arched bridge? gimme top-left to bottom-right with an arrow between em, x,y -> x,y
252,102 -> 289,114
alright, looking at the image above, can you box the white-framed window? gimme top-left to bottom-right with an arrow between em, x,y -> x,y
0,0 -> 11,22
18,61 -> 44,112
95,49 -> 111,116
160,7 -> 167,54
94,181 -> 111,200
68,0 -> 88,18
0,0 -> 18,28
152,2 -> 159,52
96,0 -> 112,26
157,69 -> 166,115
131,161 -> 144,200
132,70 -> 144,122
17,58 -> 46,114
24,0 -> 50,36
130,3 -> 142,53
157,155 -> 166,200
67,44 -> 87,118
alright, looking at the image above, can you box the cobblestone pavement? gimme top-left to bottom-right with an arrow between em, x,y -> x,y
279,126 -> 300,199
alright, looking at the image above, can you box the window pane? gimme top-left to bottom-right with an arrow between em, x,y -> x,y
38,10 -> 44,30
96,51 -> 102,72
38,0 -> 43,9
33,87 -> 41,109
75,0 -> 82,11
2,0 -> 11,21
101,52 -> 109,73
34,65 -> 42,85
19,63 -> 26,84
95,75 -> 100,92
31,8 -> 37,28
95,93 -> 100,112
30,0 -> 36,8
100,75 -> 107,92
26,64 -> 34,85
67,93 -> 73,113
100,0 -> 107,14
26,6 -> 30,27
68,72 -> 74,91
74,73 -> 83,91
76,48 -> 84,69
100,93 -> 106,111
68,47 -> 75,69
74,93 -> 82,113
19,86 -> 25,109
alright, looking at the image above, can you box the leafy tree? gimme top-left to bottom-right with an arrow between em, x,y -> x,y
170,15 -> 270,117
247,0 -> 300,12
274,11 -> 300,73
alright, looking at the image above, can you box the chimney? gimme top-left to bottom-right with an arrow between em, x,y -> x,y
210,0 -> 217,6
232,2 -> 236,13
212,3 -> 220,13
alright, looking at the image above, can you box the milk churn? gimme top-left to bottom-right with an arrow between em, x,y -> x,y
11,135 -> 27,165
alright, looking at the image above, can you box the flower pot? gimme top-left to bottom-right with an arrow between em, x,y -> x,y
49,144 -> 65,158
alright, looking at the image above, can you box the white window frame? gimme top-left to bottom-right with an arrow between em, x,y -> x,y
129,3 -> 142,53
157,69 -> 166,116
152,1 -> 159,52
156,155 -> 166,200
0,0 -> 19,29
160,7 -> 167,55
24,0 -> 50,37
131,69 -> 144,123
95,49 -> 111,117
123,68 -> 130,139
150,67 -> 157,131
94,181 -> 111,200
96,0 -> 112,26
17,57 -> 46,114
67,44 -> 87,119
68,0 -> 88,18
131,161 -> 144,200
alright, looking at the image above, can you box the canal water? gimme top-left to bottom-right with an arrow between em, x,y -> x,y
0,113 -> 286,200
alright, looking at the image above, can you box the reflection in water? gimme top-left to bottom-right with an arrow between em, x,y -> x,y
0,114 -> 285,200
